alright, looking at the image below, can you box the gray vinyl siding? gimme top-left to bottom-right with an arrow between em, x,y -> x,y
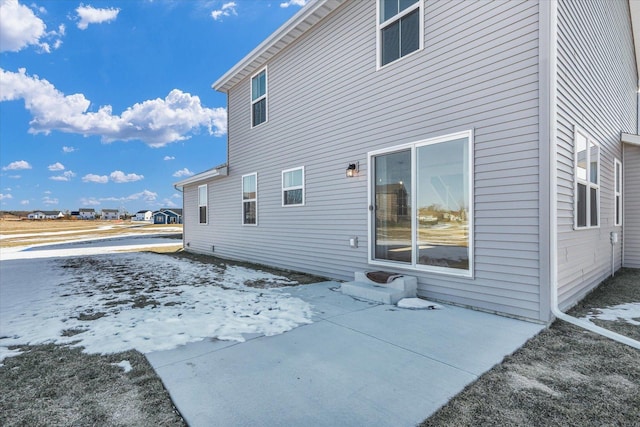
185,0 -> 546,321
555,0 -> 637,309
623,144 -> 640,268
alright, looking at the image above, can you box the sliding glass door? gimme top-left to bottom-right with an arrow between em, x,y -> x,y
370,131 -> 472,275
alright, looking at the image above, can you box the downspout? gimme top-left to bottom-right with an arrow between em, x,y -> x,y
547,0 -> 640,350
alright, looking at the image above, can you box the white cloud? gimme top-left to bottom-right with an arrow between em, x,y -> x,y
2,160 -> 32,171
62,145 -> 76,153
161,198 -> 178,208
82,173 -> 108,184
8,175 -> 21,179
211,2 -> 237,20
20,199 -> 29,205
0,68 -> 227,147
164,155 -> 175,161
76,4 -> 120,30
280,0 -> 307,7
42,196 -> 58,205
99,189 -> 157,204
172,168 -> 194,178
47,162 -> 65,171
49,170 -> 76,181
0,193 -> 13,200
0,0 -> 63,53
80,197 -> 101,206
171,193 -> 181,199
44,190 -> 52,194
110,170 -> 144,183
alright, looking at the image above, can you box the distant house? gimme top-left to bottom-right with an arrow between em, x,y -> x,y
79,208 -> 96,220
70,211 -> 80,219
176,0 -> 640,324
152,208 -> 183,224
101,209 -> 120,220
27,211 -> 64,220
133,210 -> 153,222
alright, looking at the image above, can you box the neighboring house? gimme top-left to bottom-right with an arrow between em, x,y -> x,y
176,0 -> 639,323
79,208 -> 96,220
153,208 -> 183,224
101,209 -> 120,220
27,211 -> 64,220
70,211 -> 80,219
133,210 -> 153,222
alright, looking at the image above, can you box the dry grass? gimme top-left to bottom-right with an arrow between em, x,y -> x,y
421,268 -> 640,427
0,220 -> 182,248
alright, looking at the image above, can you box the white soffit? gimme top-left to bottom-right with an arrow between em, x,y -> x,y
621,132 -> 640,146
212,0 -> 345,93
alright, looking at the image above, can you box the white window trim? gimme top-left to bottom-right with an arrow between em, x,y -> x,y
250,67 -> 268,128
367,129 -> 474,278
242,172 -> 258,226
282,166 -> 305,207
376,0 -> 424,70
614,158 -> 622,227
198,184 -> 208,225
573,127 -> 600,229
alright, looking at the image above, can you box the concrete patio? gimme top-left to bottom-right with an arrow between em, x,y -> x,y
147,281 -> 544,427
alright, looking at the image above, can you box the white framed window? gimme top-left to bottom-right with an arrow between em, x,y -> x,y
198,184 -> 208,225
251,68 -> 267,127
282,166 -> 304,206
377,0 -> 422,68
574,128 -> 599,228
614,158 -> 622,227
242,173 -> 257,225
368,130 -> 473,277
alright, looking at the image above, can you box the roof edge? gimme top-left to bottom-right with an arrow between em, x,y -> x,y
622,132 -> 640,146
174,164 -> 228,189
212,0 -> 344,92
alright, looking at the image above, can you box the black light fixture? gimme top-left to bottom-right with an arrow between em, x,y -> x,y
346,162 -> 359,177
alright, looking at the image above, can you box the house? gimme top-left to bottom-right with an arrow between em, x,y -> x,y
133,210 -> 153,222
101,209 -> 120,220
175,0 -> 639,323
27,210 -> 64,220
152,208 -> 183,224
78,208 -> 96,220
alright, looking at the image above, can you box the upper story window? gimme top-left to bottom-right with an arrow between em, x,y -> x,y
574,128 -> 599,228
198,184 -> 208,224
242,173 -> 257,225
378,0 -> 422,67
282,167 -> 304,206
251,68 -> 267,127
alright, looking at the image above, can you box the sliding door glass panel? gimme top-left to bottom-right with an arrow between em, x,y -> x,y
416,138 -> 469,270
374,149 -> 412,263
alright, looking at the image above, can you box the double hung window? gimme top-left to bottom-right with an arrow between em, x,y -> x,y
198,184 -> 207,224
242,173 -> 257,225
614,159 -> 622,226
282,167 -> 304,206
251,69 -> 267,127
574,129 -> 599,228
378,0 -> 421,67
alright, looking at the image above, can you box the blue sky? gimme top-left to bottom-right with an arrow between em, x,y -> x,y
0,0 -> 306,213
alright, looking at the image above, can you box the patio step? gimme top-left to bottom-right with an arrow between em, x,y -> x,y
340,272 -> 417,305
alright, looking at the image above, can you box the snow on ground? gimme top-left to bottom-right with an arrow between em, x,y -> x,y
0,247 -> 313,363
583,302 -> 640,326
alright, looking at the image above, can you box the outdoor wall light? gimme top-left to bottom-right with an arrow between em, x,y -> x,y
346,162 -> 359,177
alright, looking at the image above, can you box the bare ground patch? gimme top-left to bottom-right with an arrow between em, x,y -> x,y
421,268 -> 640,426
0,344 -> 185,427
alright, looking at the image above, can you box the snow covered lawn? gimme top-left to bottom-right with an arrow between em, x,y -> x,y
0,252 -> 314,363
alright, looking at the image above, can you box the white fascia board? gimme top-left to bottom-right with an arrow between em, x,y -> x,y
621,132 -> 640,146
212,0 -> 344,93
174,165 -> 228,189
